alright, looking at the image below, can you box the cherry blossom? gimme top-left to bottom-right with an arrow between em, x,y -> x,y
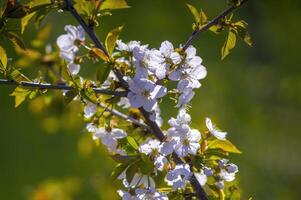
206,117 -> 227,140
165,164 -> 192,190
148,41 -> 181,80
127,78 -> 166,112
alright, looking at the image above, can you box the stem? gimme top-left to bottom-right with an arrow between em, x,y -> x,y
183,0 -> 249,50
0,79 -> 127,97
98,102 -> 150,130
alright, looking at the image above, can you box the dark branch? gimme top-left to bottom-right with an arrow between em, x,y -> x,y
183,0 -> 249,50
0,79 -> 127,97
98,102 -> 150,130
64,0 -> 109,56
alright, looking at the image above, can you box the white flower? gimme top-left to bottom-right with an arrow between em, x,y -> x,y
86,123 -> 97,133
118,97 -> 131,109
227,163 -> 238,173
168,108 -> 191,132
93,127 -> 127,154
220,169 -> 236,182
148,41 -> 181,80
138,139 -> 168,171
165,164 -> 191,190
138,139 -> 161,155
154,155 -> 168,171
84,103 -> 97,118
117,190 -> 138,200
136,188 -> 168,200
203,167 -> 214,176
171,128 -> 201,158
165,109 -> 201,157
67,62 -> 80,75
205,118 -> 227,140
177,88 -> 195,107
57,25 -> 85,61
218,161 -> 238,182
128,173 -> 156,189
116,40 -> 148,52
169,45 -> 207,91
127,78 -> 167,112
133,46 -> 150,78
149,104 -> 163,127
194,170 -> 207,186
216,180 -> 224,189
218,158 -> 229,167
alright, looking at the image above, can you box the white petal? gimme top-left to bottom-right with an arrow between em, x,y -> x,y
194,172 -> 207,186
127,92 -> 144,108
160,41 -> 174,57
67,62 -> 80,75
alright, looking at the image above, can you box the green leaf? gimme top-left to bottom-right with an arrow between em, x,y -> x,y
100,0 -> 130,10
105,25 -> 124,56
233,20 -> 252,47
21,12 -> 36,34
64,90 -> 78,104
139,154 -> 154,174
186,4 -> 200,24
74,0 -> 94,16
126,162 -> 138,183
6,31 -> 26,50
126,136 -> 139,150
10,87 -> 31,107
111,163 -> 127,180
221,29 -> 236,60
0,46 -> 7,69
199,9 -> 208,24
111,155 -> 139,164
96,65 -> 111,84
9,69 -> 31,83
208,139 -> 242,154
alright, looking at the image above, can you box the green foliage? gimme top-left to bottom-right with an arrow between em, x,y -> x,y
100,0 -> 130,10
221,29 -> 237,60
10,86 -> 31,107
0,46 -> 7,70
105,25 -> 124,56
186,3 -> 208,30
208,139 -> 242,154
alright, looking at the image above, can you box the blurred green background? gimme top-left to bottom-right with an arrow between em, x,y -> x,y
1,0 -> 301,199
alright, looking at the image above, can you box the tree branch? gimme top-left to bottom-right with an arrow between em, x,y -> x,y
62,0 -> 250,199
64,0 -> 109,56
98,102 -> 150,130
183,0 -> 249,50
0,79 -> 127,97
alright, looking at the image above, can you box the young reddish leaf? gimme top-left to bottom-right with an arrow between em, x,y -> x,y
90,47 -> 110,62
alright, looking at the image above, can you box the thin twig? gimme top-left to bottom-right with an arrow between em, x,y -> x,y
98,102 -> 150,130
0,79 -> 127,96
183,0 -> 249,50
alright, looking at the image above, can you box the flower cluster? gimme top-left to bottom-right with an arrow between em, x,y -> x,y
57,25 -> 85,75
55,26 -> 241,199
